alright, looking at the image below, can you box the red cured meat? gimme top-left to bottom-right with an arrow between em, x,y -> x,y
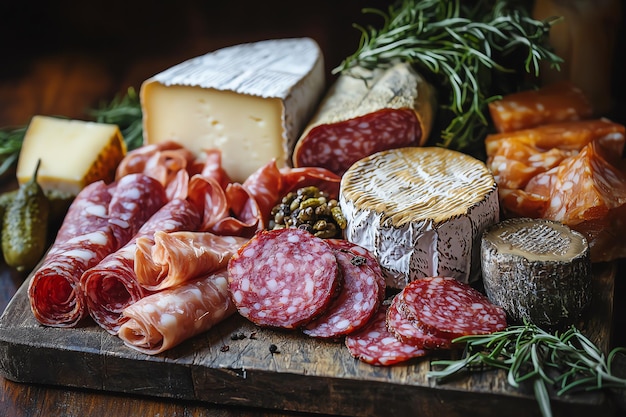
385,294 -> 452,349
293,108 -> 421,176
400,277 -> 507,340
107,173 -> 168,249
28,181 -> 116,327
135,231 -> 248,292
345,303 -> 427,366
302,249 -> 380,339
327,239 -> 386,302
227,228 -> 340,329
118,269 -> 236,355
81,198 -> 202,334
278,166 -> 341,200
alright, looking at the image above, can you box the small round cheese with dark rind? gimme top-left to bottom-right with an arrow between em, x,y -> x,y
480,217 -> 592,329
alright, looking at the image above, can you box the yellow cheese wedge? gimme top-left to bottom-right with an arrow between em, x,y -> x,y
16,115 -> 127,196
140,38 -> 325,183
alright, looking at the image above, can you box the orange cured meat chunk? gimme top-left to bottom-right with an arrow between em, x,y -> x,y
488,81 -> 593,133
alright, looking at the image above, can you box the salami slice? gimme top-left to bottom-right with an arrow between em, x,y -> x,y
302,249 -> 380,339
135,231 -> 248,292
385,294 -> 452,349
292,62 -> 436,176
28,181 -> 116,327
345,303 -> 427,366
118,269 -> 236,355
107,173 -> 168,249
399,277 -> 507,339
81,198 -> 202,334
227,228 -> 340,329
327,239 -> 386,302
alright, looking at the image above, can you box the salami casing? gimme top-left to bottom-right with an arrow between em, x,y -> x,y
228,228 -> 340,329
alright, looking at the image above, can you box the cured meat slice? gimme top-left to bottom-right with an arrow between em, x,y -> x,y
28,181 -> 116,327
399,277 -> 507,340
293,62 -> 436,176
386,294 -> 452,349
302,249 -> 380,339
227,228 -> 340,329
326,239 -> 385,302
488,81 -> 593,133
135,231 -> 248,291
345,303 -> 427,366
118,269 -> 236,355
481,218 -> 592,328
81,198 -> 202,334
107,173 -> 168,249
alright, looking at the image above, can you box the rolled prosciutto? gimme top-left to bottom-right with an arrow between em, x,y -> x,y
80,198 -> 202,334
118,269 -> 235,355
135,231 -> 247,292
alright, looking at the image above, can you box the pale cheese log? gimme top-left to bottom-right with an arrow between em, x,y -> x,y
481,217 -> 592,329
340,147 -> 499,289
140,38 -> 325,183
16,115 -> 126,196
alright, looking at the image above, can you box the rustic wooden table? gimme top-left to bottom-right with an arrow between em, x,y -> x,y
0,1 -> 625,416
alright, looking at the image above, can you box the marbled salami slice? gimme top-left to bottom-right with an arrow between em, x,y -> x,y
118,269 -> 236,355
400,277 -> 507,339
386,294 -> 452,349
345,304 -> 427,366
302,249 -> 380,339
81,198 -> 202,334
107,173 -> 168,249
228,228 -> 340,329
327,239 -> 386,302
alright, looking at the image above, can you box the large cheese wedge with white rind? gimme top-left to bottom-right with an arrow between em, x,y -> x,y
481,217 -> 592,328
16,115 -> 126,196
340,147 -> 499,289
140,38 -> 325,183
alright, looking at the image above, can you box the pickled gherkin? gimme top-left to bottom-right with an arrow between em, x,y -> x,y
268,186 -> 345,239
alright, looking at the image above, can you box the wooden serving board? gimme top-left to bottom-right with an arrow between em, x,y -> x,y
0,262 -> 619,417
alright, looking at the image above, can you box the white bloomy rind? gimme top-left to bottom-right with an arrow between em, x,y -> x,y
340,147 -> 499,289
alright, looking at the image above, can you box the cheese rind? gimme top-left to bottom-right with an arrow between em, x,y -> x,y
16,116 -> 126,196
140,38 -> 325,183
340,147 -> 499,288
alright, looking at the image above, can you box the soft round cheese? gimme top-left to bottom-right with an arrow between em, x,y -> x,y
340,147 -> 499,289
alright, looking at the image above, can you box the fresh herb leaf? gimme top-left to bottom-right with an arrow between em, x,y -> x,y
427,321 -> 626,417
89,87 -> 144,151
0,126 -> 26,177
334,0 -> 563,154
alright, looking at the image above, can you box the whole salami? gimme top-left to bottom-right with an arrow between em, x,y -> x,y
80,198 -> 202,334
227,228 -> 340,329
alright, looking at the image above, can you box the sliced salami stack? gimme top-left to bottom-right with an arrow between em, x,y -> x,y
387,277 -> 508,351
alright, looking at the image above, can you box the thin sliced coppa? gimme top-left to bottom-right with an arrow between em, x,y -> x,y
228,228 -> 340,329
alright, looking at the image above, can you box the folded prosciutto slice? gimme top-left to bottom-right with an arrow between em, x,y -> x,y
80,198 -> 202,334
118,269 -> 235,355
28,174 -> 167,328
135,231 -> 247,292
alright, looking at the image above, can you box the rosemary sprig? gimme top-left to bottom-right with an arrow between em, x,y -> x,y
427,322 -> 626,417
88,87 -> 144,151
334,0 -> 563,154
0,126 -> 26,177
